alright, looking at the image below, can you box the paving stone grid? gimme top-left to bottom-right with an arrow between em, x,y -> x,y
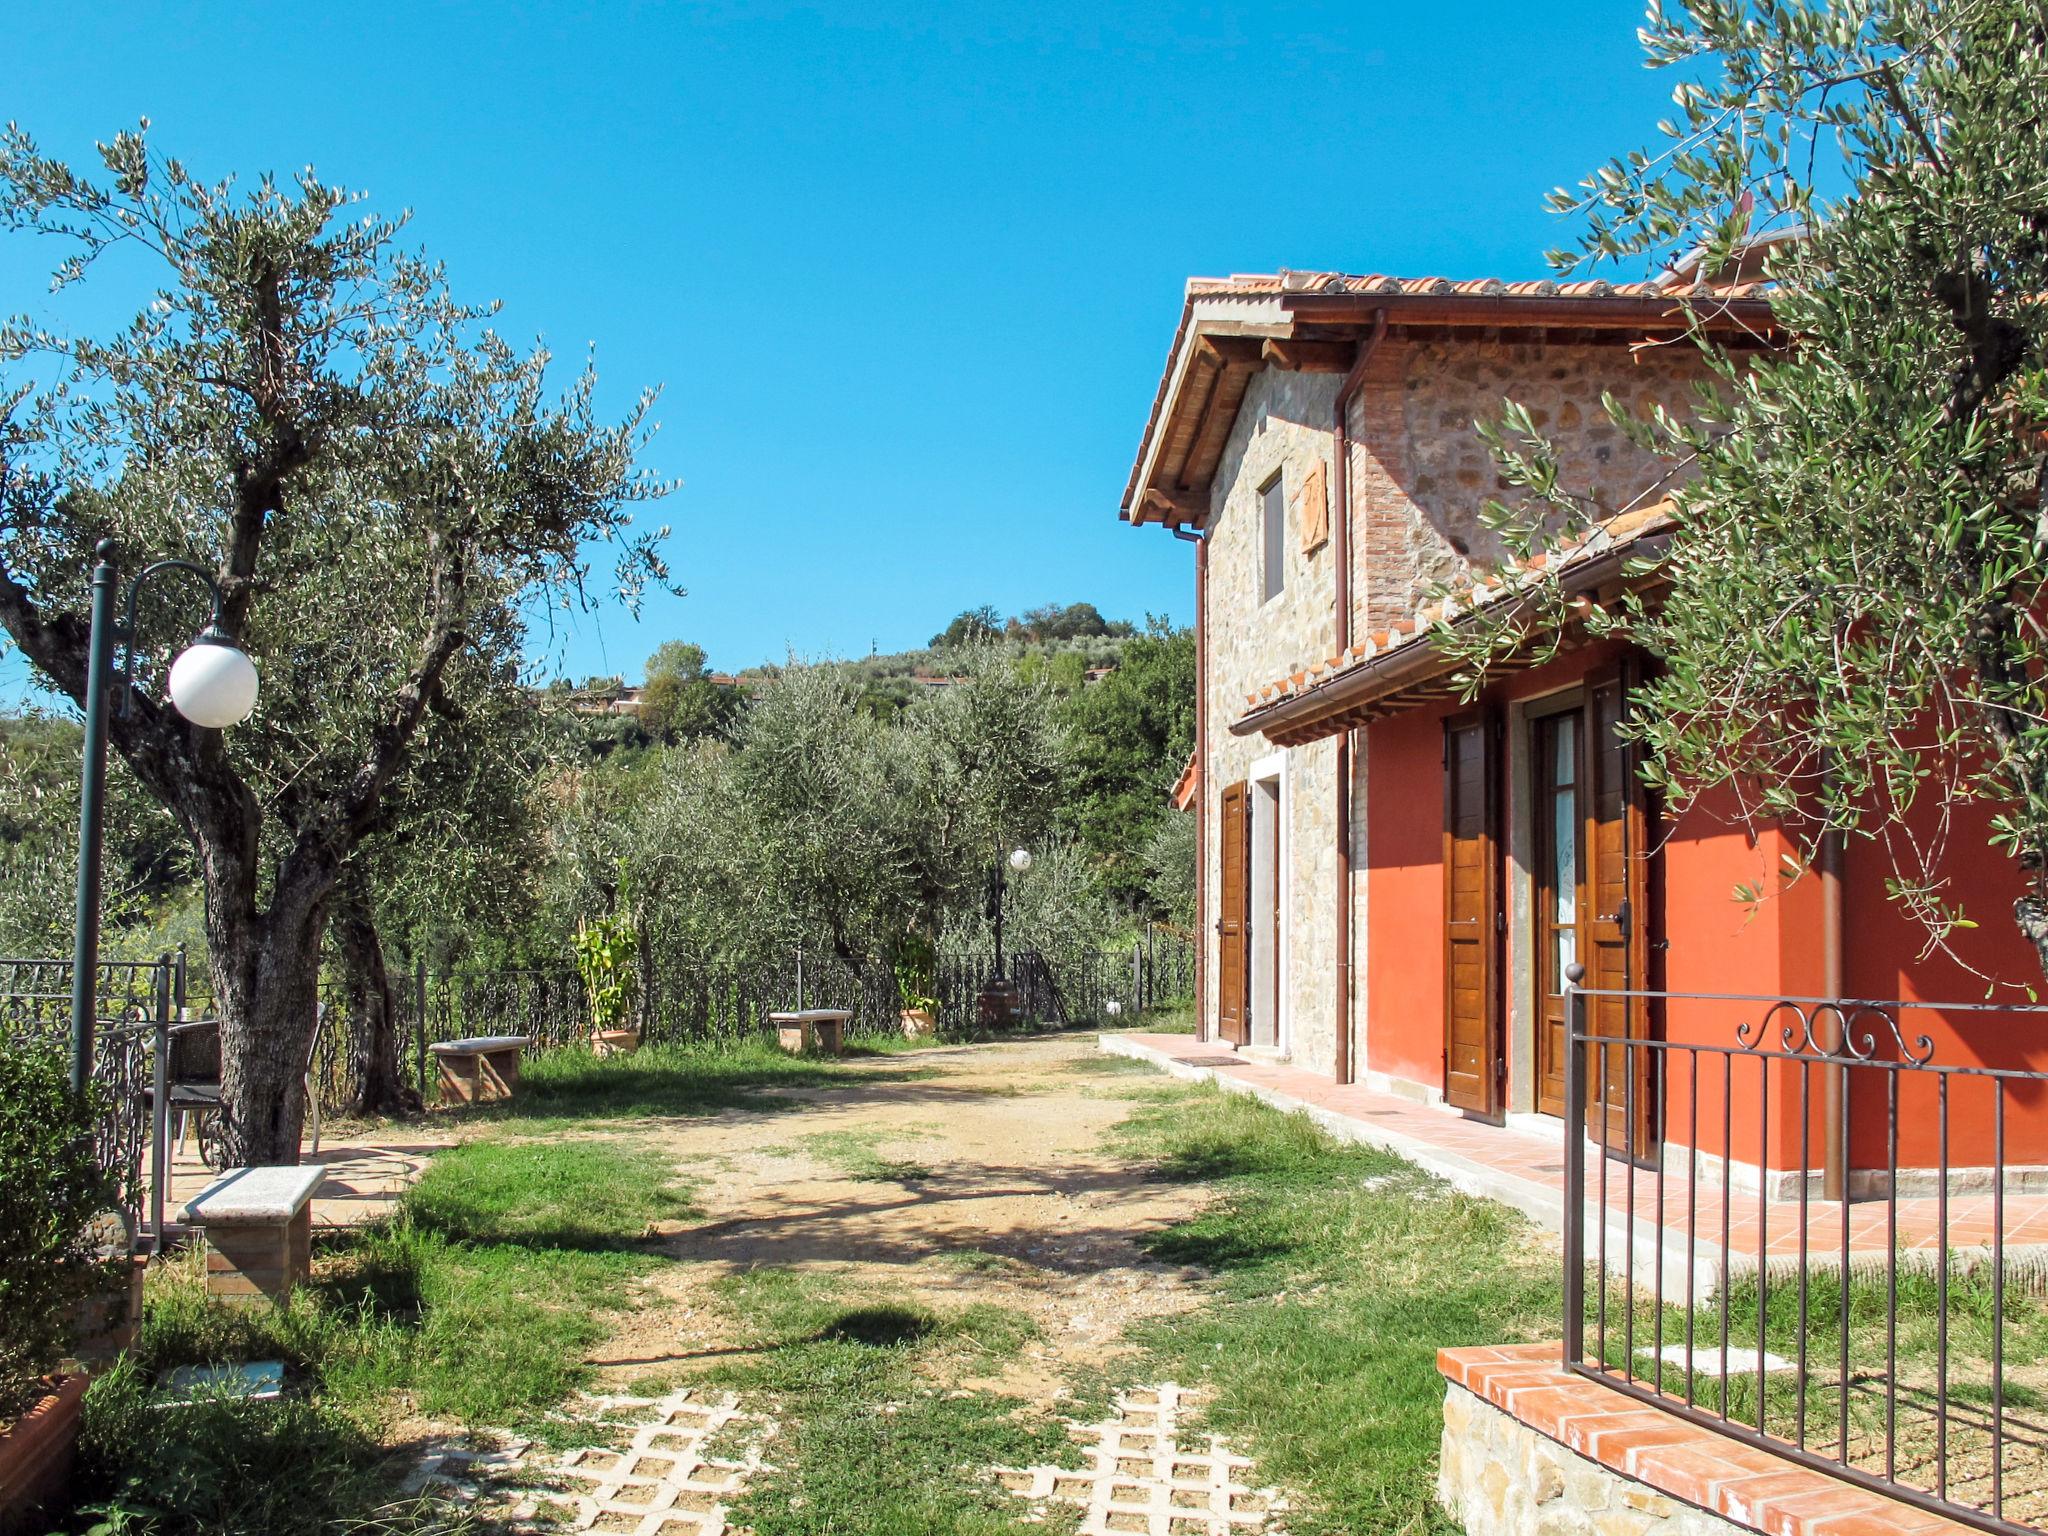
408,1385 -> 771,1536
999,1382 -> 1288,1536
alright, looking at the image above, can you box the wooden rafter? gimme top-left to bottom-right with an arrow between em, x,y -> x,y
1154,349 -> 1221,490
1179,336 -> 1262,490
1261,338 -> 1355,374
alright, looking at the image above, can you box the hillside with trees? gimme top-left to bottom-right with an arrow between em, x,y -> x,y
0,598 -> 1193,1053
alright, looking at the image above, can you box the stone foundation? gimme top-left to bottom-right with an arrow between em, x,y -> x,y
1436,1344 -> 1974,1535
1440,1377 -> 1741,1536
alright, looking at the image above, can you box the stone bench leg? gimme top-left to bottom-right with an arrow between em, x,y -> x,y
480,1047 -> 522,1099
204,1205 -> 312,1309
777,1023 -> 813,1054
438,1048 -> 523,1104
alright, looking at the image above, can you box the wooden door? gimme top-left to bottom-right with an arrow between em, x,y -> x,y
1443,713 -> 1502,1117
1533,707 -> 1581,1119
1217,780 -> 1250,1047
1582,665 -> 1655,1156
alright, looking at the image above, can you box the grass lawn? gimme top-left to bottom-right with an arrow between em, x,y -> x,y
1583,1261 -> 2048,1525
69,1028 -> 1558,1536
1110,1082 -> 1563,1536
478,1033 -> 935,1128
697,1267 -> 1081,1536
74,1115 -> 698,1534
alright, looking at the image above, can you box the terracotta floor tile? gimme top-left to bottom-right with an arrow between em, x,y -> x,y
1124,1035 -> 2048,1267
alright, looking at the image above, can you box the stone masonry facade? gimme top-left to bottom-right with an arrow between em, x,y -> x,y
1441,1380 -> 1756,1536
1202,332 -> 1713,1080
1202,367 -> 1342,1076
1354,337 -> 1712,635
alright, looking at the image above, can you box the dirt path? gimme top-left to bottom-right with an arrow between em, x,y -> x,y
592,1031 -> 1211,1409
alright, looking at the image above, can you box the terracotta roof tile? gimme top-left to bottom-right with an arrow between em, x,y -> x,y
1122,269 -> 1775,517
1241,499 -> 1678,712
1184,270 -> 1769,302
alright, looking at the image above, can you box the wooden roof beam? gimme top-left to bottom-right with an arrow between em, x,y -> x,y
1261,337 -> 1355,373
1139,486 -> 1209,524
1180,336 -> 1262,489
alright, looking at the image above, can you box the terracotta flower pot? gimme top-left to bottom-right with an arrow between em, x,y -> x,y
899,1008 -> 936,1039
591,1027 -> 642,1059
0,1375 -> 88,1536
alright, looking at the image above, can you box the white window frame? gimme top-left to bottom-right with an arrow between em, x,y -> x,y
1259,472 -> 1286,605
1249,747 -> 1291,1056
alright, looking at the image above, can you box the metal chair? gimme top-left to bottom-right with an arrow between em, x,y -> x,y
147,1003 -> 326,1167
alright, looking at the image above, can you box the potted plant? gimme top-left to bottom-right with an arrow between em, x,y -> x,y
894,934 -> 940,1039
0,1046 -> 118,1534
574,862 -> 642,1057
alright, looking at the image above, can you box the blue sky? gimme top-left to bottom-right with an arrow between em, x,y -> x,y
5,1 -> 1672,690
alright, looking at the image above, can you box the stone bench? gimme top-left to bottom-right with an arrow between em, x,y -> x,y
428,1035 -> 530,1104
181,1165 -> 326,1308
768,1009 -> 851,1056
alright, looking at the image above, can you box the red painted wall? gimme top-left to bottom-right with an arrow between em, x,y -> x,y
1359,639 -> 2048,1172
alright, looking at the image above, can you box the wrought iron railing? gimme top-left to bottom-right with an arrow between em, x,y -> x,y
1,955 -> 175,1251
133,935 -> 1196,1112
1560,970 -> 2048,1534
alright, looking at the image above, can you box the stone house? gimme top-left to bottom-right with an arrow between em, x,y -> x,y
1122,268 -> 2048,1183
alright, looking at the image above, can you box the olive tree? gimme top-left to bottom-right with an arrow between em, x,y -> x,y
1454,0 -> 2048,980
0,124 -> 668,1159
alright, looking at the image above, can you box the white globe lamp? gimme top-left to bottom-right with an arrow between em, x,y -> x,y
1008,847 -> 1032,873
167,633 -> 260,729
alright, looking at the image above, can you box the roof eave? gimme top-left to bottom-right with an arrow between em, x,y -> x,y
1231,535 -> 1674,743
1277,290 -> 1778,334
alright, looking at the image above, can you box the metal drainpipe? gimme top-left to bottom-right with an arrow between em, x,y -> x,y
1174,524 -> 1207,1041
1821,819 -> 1846,1201
1330,310 -> 1387,1085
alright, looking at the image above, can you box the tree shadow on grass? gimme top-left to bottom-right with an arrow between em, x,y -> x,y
473,1059 -> 942,1127
810,1307 -> 937,1348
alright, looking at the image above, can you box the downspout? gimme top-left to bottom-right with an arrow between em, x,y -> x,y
1331,309 -> 1386,1085
1820,819 -> 1846,1201
1174,523 -> 1207,1041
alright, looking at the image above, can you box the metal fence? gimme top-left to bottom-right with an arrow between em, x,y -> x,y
1,955 -> 175,1251
1560,971 -> 2048,1535
2,932 -> 1195,1247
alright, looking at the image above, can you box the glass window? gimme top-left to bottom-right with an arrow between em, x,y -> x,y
1543,712 -> 1581,998
1261,476 -> 1285,602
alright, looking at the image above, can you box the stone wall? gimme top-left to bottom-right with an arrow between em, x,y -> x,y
1436,1345 -> 1965,1536
1352,337 -> 1713,635
1198,335 -> 1711,1080
1440,1382 -> 1743,1536
1201,368 -> 1342,1076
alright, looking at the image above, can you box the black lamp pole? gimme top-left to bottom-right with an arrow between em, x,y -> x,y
68,541 -> 240,1097
67,545 -> 121,1097
991,857 -> 1008,983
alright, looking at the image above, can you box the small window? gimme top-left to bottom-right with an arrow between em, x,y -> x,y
1260,474 -> 1286,602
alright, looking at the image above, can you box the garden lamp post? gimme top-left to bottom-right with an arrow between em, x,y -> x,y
990,845 -> 1032,982
69,540 -> 259,1095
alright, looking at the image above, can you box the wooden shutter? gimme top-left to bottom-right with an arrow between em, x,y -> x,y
1583,663 -> 1654,1156
1297,461 -> 1330,555
1217,781 -> 1250,1047
1443,713 -> 1501,1116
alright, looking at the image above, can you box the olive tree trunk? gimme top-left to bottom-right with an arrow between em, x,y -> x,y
206,871 -> 329,1165
334,885 -> 414,1117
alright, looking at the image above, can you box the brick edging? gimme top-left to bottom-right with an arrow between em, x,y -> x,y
1438,1344 -> 1973,1534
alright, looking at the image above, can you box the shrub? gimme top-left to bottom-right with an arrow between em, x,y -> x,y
72,1357 -> 476,1535
0,1042 -> 114,1423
